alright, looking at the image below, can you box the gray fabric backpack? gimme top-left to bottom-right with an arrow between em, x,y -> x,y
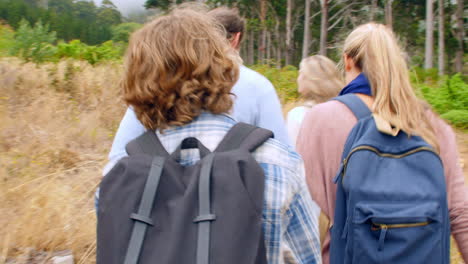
97,123 -> 272,264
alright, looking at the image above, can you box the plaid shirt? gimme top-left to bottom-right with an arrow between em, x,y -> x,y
102,112 -> 322,264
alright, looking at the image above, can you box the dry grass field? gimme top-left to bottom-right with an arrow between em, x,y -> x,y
0,58 -> 466,263
0,58 -> 123,263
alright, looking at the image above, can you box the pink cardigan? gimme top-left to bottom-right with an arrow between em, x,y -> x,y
297,100 -> 468,264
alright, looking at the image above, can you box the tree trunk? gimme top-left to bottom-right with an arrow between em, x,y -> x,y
370,0 -> 378,21
275,20 -> 282,68
39,0 -> 48,9
259,0 -> 267,65
438,0 -> 445,75
285,0 -> 293,65
272,31 -> 276,65
266,31 -> 271,64
454,0 -> 464,73
425,0 -> 434,69
248,30 -> 255,65
319,0 -> 328,56
258,31 -> 264,64
302,0 -> 311,59
385,0 -> 394,29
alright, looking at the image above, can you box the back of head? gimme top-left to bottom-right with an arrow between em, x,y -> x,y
299,55 -> 343,103
122,8 -> 239,131
208,7 -> 245,42
343,23 -> 438,150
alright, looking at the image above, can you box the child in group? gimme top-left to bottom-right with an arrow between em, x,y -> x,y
297,23 -> 468,263
98,7 -> 321,264
106,7 -> 289,169
286,55 -> 343,146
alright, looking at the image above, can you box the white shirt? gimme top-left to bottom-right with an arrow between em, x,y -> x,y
286,102 -> 315,146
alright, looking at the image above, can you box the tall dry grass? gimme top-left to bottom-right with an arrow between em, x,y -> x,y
0,58 -> 125,263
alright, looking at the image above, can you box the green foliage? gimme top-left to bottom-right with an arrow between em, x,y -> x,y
56,40 -> 123,65
10,19 -> 57,63
83,41 -> 123,65
145,0 -> 182,11
97,1 -> 122,26
250,64 -> 299,103
441,110 -> 468,129
419,74 -> 468,113
0,23 -> 15,56
111,23 -> 142,43
411,67 -> 440,83
418,73 -> 468,128
56,40 -> 87,59
0,0 -> 123,45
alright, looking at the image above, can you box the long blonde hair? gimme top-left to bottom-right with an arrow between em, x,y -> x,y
343,23 -> 438,150
299,55 -> 344,103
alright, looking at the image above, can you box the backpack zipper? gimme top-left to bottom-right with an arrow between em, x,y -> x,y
371,221 -> 430,231
372,221 -> 430,251
341,146 -> 437,183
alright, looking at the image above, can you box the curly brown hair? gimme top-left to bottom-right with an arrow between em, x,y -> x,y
122,8 -> 239,131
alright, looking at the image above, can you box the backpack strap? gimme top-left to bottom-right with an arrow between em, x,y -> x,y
333,94 -> 372,120
124,156 -> 166,264
215,123 -> 273,153
126,131 -> 170,157
193,153 -> 216,264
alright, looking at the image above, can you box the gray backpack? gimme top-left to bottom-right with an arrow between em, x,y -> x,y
97,123 -> 272,264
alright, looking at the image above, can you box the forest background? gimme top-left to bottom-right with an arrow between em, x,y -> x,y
0,0 -> 466,263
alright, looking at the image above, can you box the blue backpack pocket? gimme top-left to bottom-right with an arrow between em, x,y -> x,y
351,202 -> 442,264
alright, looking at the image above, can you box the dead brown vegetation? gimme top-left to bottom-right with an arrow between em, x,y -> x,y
0,58 -> 124,263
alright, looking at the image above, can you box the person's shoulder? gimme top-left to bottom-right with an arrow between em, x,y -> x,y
288,105 -> 308,115
239,65 -> 267,80
239,65 -> 274,91
309,100 -> 349,115
252,137 -> 302,176
304,100 -> 356,124
252,139 -> 308,206
287,105 -> 308,122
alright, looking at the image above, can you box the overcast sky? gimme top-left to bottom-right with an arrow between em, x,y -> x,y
93,0 -> 146,15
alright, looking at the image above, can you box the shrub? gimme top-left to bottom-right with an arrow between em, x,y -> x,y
111,22 -> 142,43
419,74 -> 468,114
56,40 -> 123,65
441,110 -> 468,129
85,40 -> 124,64
56,40 -> 87,60
0,23 -> 15,56
412,66 -> 440,84
10,19 -> 57,63
250,64 -> 299,103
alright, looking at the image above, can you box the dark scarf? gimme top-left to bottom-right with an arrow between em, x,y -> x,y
339,73 -> 372,96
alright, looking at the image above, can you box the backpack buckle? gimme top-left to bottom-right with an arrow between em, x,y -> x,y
193,214 -> 217,223
130,213 -> 154,226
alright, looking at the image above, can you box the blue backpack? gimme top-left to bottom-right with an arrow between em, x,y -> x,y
330,94 -> 450,264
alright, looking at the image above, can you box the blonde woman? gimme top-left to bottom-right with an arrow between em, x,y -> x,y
286,55 -> 343,146
297,23 -> 468,263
